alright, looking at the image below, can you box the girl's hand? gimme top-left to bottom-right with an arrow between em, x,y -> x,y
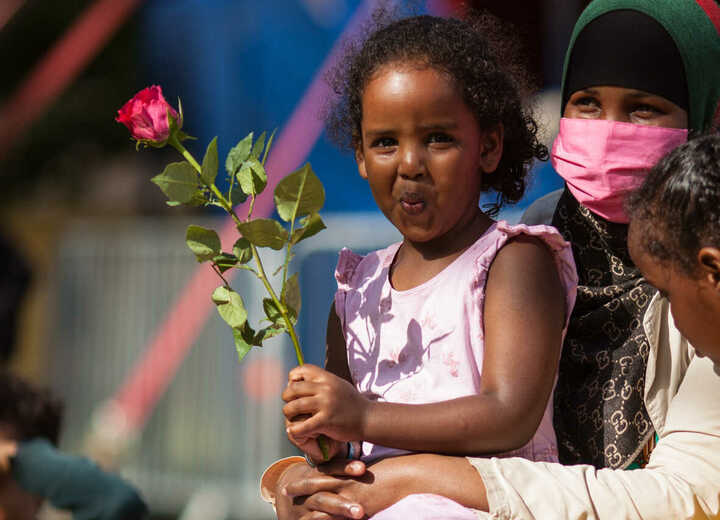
285,426 -> 345,463
282,364 -> 369,443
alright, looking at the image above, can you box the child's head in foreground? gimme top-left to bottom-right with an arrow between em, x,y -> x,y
0,371 -> 63,519
325,11 -> 547,243
627,134 -> 720,366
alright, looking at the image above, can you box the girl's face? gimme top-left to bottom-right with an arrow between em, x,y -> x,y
355,64 -> 502,246
628,224 -> 720,366
564,86 -> 688,128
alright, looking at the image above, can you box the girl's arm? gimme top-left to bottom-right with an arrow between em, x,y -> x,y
284,236 -> 566,454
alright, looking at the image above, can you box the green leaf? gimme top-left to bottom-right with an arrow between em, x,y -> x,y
262,128 -> 277,166
232,238 -> 253,264
151,161 -> 199,204
251,131 -> 266,159
186,225 -> 221,262
282,272 -> 301,317
274,163 -> 325,222
263,298 -> 283,324
291,213 -> 326,245
201,137 -> 219,185
255,323 -> 285,343
225,132 -> 253,176
213,252 -> 237,273
233,323 -> 256,362
212,286 -> 248,329
237,158 -> 268,196
229,182 -> 249,206
237,219 -> 288,250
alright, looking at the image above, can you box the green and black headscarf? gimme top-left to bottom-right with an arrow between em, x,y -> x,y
552,0 -> 720,469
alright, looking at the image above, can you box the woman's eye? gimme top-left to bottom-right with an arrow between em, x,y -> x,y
632,104 -> 662,117
574,96 -> 600,108
371,137 -> 396,148
427,133 -> 454,144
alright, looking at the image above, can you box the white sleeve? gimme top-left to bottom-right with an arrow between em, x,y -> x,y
467,356 -> 720,520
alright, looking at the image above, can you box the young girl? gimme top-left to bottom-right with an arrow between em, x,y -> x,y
282,12 -> 576,464
278,13 -> 577,513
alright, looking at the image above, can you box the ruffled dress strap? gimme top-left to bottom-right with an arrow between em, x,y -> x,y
489,221 -> 578,328
334,247 -> 365,331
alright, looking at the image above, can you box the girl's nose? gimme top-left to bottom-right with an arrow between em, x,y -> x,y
397,144 -> 425,179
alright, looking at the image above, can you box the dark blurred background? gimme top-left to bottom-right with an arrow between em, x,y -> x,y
0,1 -> 589,518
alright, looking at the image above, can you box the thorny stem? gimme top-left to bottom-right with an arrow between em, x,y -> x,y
168,136 -> 304,366
249,243 -> 304,365
169,137 -> 242,227
211,264 -> 230,287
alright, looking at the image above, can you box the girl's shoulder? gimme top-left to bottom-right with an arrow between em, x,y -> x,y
473,221 -> 574,271
335,243 -> 400,290
481,221 -> 578,315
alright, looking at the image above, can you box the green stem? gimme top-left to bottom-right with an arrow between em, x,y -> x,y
249,243 -> 304,366
168,136 -> 243,226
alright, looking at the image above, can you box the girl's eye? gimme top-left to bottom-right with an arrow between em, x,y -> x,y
427,133 -> 454,144
371,137 -> 397,148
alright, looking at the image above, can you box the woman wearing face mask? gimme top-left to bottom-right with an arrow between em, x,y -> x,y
521,0 -> 720,471
269,1 -> 720,518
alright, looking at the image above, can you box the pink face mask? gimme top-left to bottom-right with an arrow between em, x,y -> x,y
551,118 -> 688,223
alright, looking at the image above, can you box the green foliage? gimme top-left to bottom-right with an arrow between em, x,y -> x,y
212,286 -> 248,330
186,225 -> 221,262
201,137 -> 219,185
151,162 -> 200,204
213,253 -> 238,273
232,238 -> 253,264
238,158 -> 267,196
291,213 -> 326,245
225,132 -> 253,177
237,219 -> 288,250
282,273 -> 301,317
274,163 -> 325,222
137,117 -> 326,366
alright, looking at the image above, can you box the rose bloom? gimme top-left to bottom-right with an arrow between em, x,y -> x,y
116,85 -> 180,143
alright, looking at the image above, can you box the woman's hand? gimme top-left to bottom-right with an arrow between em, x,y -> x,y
276,454 -> 489,519
283,364 -> 370,444
275,459 -> 367,520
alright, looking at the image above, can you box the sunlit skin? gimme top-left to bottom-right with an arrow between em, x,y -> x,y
628,225 -> 720,366
563,85 -> 688,128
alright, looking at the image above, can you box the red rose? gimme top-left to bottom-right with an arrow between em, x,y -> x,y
116,85 -> 180,144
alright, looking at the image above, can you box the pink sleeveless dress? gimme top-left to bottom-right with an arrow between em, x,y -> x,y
334,221 -> 577,519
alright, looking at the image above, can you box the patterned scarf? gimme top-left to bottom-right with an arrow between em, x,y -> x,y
552,189 -> 656,468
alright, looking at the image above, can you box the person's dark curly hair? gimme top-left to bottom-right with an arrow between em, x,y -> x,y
0,370 -> 63,446
626,133 -> 720,275
325,9 -> 548,216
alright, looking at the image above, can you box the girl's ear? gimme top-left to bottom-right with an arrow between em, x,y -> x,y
478,124 -> 504,174
698,247 -> 720,290
355,146 -> 368,179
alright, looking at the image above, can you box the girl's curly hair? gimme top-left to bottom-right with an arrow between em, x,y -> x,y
325,8 -> 548,216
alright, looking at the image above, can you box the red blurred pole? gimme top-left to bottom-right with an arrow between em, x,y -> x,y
0,0 -> 144,160
0,0 -> 25,31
